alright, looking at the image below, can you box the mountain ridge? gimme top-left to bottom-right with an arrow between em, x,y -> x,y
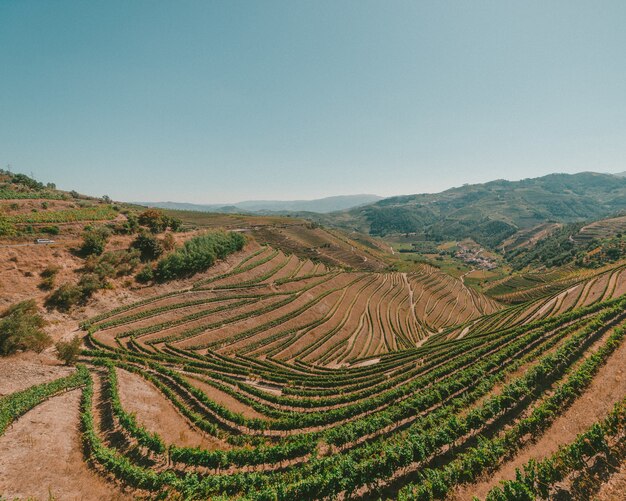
138,194 -> 382,214
311,172 -> 626,247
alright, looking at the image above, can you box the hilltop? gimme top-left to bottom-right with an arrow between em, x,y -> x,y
314,172 -> 626,247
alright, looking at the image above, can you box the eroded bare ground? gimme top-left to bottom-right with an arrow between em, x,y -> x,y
449,335 -> 626,501
0,389 -> 131,501
0,352 -> 72,397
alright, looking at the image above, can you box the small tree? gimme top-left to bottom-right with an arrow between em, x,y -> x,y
55,336 -> 82,365
138,209 -> 169,233
132,232 -> 164,261
80,226 -> 110,256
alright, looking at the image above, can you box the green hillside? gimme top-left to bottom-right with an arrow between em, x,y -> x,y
318,172 -> 626,247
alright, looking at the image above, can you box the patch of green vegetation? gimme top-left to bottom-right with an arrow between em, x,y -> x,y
0,300 -> 52,356
55,336 -> 82,365
80,226 -> 111,256
507,221 -> 626,270
39,265 -> 60,291
322,172 -> 626,248
152,230 -> 246,282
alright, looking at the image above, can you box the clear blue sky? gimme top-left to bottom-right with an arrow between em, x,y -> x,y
1,1 -> 625,203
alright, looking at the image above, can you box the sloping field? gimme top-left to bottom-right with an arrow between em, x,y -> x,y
2,247 -> 626,499
164,208 -> 389,271
574,214 -> 626,244
86,246 -> 499,365
447,262 -> 626,343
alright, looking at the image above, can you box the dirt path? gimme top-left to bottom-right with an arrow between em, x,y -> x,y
449,335 -> 626,500
0,389 -> 129,500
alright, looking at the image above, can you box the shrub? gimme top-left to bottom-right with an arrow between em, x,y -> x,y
55,336 -> 82,365
39,265 -> 60,291
124,213 -> 139,234
11,173 -> 44,190
138,209 -> 169,233
132,233 -> 163,261
46,272 -> 109,312
169,217 -> 183,232
41,225 -> 60,235
154,231 -> 245,282
161,232 -> 176,251
84,249 -> 141,279
78,273 -> 107,298
46,284 -> 84,311
0,300 -> 51,355
80,226 -> 110,256
136,265 -> 154,283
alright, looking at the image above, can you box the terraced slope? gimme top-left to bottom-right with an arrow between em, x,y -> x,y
443,261 -> 626,343
85,245 -> 499,365
574,214 -> 626,243
2,246 -> 625,499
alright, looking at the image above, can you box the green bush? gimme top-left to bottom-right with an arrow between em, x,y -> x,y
55,336 -> 82,365
46,283 -> 84,311
80,226 -> 110,256
0,300 -> 52,355
132,232 -> 164,261
153,231 -> 245,282
138,209 -> 169,233
136,265 -> 154,283
11,173 -> 44,190
84,249 -> 141,279
41,225 -> 60,235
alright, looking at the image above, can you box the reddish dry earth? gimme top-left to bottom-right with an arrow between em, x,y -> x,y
594,463 -> 626,501
115,367 -> 226,449
0,390 -> 130,501
0,352 -> 72,397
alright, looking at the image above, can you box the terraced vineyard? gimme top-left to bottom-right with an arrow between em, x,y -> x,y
574,215 -> 626,244
84,244 -> 499,364
2,242 -> 626,500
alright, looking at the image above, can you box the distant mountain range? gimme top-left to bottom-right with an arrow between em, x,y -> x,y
312,172 -> 626,247
138,194 -> 382,214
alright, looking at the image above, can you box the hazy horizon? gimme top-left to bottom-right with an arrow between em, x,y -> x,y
2,1 -> 626,204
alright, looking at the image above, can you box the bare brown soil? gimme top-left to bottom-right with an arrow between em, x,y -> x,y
115,368 -> 225,449
0,389 -> 130,500
594,463 -> 626,501
0,352 -> 72,396
182,374 -> 267,420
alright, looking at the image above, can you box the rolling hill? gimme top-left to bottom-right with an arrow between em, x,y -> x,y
316,172 -> 626,247
1,170 -> 626,500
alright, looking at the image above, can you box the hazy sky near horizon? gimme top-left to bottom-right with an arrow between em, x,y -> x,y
2,1 -> 625,203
